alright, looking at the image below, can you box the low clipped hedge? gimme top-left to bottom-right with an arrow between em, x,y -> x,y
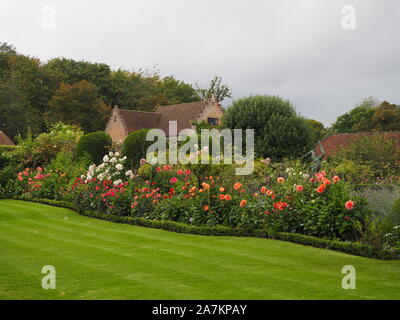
8,197 -> 400,260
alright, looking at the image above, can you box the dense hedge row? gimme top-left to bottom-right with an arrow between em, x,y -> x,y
9,197 -> 400,260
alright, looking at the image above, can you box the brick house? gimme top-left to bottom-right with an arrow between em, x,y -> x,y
315,132 -> 400,159
0,131 -> 14,145
105,99 -> 224,142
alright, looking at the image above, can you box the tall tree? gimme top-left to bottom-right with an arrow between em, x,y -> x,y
332,97 -> 380,133
196,76 -> 232,103
45,80 -> 111,133
371,101 -> 400,131
158,76 -> 200,105
306,119 -> 328,146
0,77 -> 41,140
44,58 -> 112,104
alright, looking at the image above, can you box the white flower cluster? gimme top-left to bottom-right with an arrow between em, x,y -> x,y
81,151 -> 135,185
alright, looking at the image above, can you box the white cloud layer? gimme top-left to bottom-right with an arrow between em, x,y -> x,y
1,0 -> 400,125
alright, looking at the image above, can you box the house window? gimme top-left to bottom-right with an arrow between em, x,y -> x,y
207,117 -> 219,125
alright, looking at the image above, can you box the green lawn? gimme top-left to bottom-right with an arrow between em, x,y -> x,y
0,200 -> 399,300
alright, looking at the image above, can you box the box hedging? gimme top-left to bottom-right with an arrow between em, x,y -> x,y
9,197 -> 400,260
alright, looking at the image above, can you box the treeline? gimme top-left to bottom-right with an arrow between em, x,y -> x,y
0,42 -> 201,140
332,97 -> 400,133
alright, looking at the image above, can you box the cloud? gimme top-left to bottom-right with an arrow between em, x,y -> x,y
1,0 -> 399,125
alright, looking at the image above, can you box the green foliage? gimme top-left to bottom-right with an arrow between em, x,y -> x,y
76,131 -> 112,165
47,151 -> 90,182
0,165 -> 19,197
196,76 -> 232,103
0,42 -> 17,54
110,70 -> 200,111
332,97 -> 379,133
371,101 -> 400,131
358,215 -> 395,250
12,123 -> 83,168
44,58 -> 112,103
222,95 -> 311,160
158,76 -> 200,105
385,226 -> 400,248
332,98 -> 400,133
46,80 -> 112,133
391,198 -> 400,224
329,134 -> 400,184
0,145 -> 16,170
337,134 -> 400,162
0,76 -> 42,139
0,44 -> 203,138
122,129 -> 153,169
306,119 -> 328,146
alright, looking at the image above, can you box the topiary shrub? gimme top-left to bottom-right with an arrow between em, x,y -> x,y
76,131 -> 112,164
122,129 -> 152,169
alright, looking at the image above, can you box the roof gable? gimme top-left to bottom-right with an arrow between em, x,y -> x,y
0,131 -> 14,145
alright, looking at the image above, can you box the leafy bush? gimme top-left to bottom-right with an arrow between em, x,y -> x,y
0,165 -> 18,197
14,167 -> 72,200
385,225 -> 400,248
11,123 -> 83,168
122,129 -> 152,169
0,145 -> 15,170
329,134 -> 400,184
391,197 -> 400,224
222,95 -> 311,160
358,215 -> 394,250
76,131 -> 112,164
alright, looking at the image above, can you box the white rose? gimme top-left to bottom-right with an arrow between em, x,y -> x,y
115,164 -> 123,171
125,170 -> 133,176
103,155 -> 109,163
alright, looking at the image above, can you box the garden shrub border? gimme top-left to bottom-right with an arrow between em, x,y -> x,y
5,196 -> 400,260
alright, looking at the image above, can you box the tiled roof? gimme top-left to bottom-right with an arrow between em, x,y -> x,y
156,101 -> 208,135
116,101 -> 209,136
0,131 -> 14,145
315,132 -> 400,158
117,109 -> 161,133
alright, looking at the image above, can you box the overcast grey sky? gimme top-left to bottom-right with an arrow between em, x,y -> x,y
1,0 -> 399,125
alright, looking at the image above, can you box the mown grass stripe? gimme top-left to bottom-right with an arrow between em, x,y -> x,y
0,200 -> 399,299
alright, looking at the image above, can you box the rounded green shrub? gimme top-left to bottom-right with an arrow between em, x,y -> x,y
76,131 -> 112,164
122,129 -> 153,169
222,95 -> 311,160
